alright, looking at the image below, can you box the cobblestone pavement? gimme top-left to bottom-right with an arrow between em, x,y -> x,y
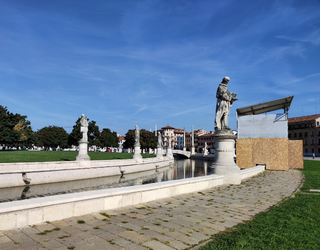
0,170 -> 303,250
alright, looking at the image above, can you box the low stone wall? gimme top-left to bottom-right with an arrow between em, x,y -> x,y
240,164 -> 265,180
0,157 -> 161,171
0,158 -> 173,188
0,166 -> 264,231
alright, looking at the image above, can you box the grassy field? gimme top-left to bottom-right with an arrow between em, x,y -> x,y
0,150 -> 155,163
200,160 -> 320,249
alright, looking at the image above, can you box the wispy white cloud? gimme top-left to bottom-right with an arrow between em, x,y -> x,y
134,104 -> 148,115
167,105 -> 212,118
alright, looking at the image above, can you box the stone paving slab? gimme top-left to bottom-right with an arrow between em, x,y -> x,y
0,169 -> 302,250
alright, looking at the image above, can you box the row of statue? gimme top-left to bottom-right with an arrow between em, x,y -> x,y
134,125 -> 170,149
79,76 -> 237,144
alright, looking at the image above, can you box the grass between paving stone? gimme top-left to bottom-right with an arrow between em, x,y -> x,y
200,160 -> 320,250
0,151 -> 155,163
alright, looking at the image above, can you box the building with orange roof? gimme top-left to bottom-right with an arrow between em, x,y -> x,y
288,114 -> 320,156
198,132 -> 216,153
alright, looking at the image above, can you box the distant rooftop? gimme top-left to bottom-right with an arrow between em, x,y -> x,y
237,96 -> 294,116
288,114 -> 320,123
161,126 -> 175,129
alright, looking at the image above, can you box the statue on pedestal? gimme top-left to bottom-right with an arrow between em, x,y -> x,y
133,125 -> 142,161
211,76 -> 240,184
214,77 -> 238,132
167,136 -> 171,149
134,125 -> 140,146
80,114 -> 88,142
156,131 -> 163,159
157,132 -> 162,148
76,114 -> 90,161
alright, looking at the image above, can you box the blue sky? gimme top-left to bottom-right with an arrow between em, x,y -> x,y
1,0 -> 320,136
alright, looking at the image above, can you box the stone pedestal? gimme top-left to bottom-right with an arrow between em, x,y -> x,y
210,132 -> 240,184
191,146 -> 195,155
76,141 -> 90,161
156,147 -> 163,160
133,145 -> 142,162
166,147 -> 173,159
183,146 -> 186,151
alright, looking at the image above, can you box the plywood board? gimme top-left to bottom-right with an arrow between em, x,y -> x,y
288,140 -> 303,169
236,139 -> 253,169
236,138 -> 289,170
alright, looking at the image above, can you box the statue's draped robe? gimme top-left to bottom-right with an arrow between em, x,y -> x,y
80,116 -> 88,142
215,83 -> 232,130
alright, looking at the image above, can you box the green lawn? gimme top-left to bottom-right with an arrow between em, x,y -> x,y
0,151 -> 155,163
200,160 -> 320,250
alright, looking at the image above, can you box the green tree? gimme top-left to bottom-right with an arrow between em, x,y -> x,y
99,128 -> 119,148
0,105 -> 33,147
123,129 -> 156,150
37,126 -> 69,148
140,129 -> 157,150
68,117 -> 100,146
123,129 -> 134,149
88,120 -> 100,146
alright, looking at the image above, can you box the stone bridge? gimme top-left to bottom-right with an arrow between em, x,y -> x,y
172,149 -> 192,158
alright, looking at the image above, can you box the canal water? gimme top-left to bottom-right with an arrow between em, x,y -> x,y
0,158 -> 213,203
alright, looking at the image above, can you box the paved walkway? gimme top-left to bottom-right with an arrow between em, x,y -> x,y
0,170 -> 303,250
303,157 -> 320,161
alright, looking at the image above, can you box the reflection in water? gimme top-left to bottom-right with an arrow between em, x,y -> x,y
0,159 -> 213,203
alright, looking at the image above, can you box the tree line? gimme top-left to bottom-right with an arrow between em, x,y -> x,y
0,105 -> 118,149
0,105 -> 158,150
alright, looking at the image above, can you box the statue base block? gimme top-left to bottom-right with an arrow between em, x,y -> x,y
166,148 -> 173,159
76,141 -> 90,161
133,145 -> 142,162
156,147 -> 163,160
191,147 -> 195,155
210,132 -> 240,184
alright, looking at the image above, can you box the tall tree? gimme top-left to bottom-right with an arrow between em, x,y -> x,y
68,117 -> 100,146
37,126 -> 69,148
140,129 -> 157,150
123,129 -> 134,149
0,105 -> 33,147
99,128 -> 119,148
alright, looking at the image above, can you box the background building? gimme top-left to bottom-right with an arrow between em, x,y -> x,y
288,114 -> 320,156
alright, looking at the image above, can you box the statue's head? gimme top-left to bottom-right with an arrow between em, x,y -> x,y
222,76 -> 230,84
135,125 -> 138,129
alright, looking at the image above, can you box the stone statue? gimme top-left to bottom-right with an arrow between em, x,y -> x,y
134,125 -> 140,146
167,136 -> 172,149
214,76 -> 238,131
80,114 -> 88,142
157,131 -> 162,148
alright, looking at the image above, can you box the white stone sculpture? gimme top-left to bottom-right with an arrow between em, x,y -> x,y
214,77 -> 238,132
166,136 -> 173,159
203,142 -> 208,156
156,131 -> 163,160
133,125 -> 142,162
134,125 -> 140,146
80,114 -> 89,142
76,114 -> 90,161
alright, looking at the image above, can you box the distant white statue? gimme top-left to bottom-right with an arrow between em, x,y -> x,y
203,142 -> 208,156
134,125 -> 140,146
167,136 -> 172,149
214,77 -> 238,131
80,114 -> 88,142
157,131 -> 162,148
